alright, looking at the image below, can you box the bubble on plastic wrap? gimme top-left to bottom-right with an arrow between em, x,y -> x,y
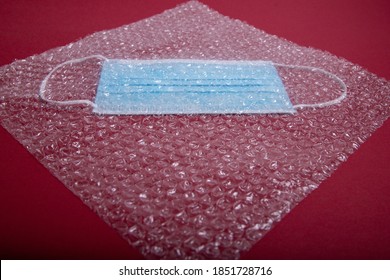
0,1 -> 389,259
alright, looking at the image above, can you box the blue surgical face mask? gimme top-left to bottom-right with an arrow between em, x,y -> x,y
39,55 -> 347,115
94,59 -> 296,115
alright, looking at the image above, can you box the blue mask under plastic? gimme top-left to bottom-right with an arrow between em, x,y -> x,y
38,56 -> 347,114
93,59 -> 296,115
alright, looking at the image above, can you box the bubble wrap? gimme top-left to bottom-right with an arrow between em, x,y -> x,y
0,1 -> 389,259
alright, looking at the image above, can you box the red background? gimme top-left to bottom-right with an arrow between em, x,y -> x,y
0,0 -> 389,259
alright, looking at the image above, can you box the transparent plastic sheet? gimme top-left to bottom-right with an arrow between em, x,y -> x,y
0,1 -> 389,259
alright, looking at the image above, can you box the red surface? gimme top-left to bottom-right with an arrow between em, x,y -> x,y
0,0 -> 389,259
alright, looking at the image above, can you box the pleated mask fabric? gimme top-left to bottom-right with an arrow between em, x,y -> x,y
93,59 -> 298,115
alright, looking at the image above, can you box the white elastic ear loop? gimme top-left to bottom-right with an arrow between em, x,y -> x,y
273,63 -> 347,109
39,55 -> 108,108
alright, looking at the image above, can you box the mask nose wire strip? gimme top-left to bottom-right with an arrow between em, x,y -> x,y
273,63 -> 348,109
38,55 -> 109,108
